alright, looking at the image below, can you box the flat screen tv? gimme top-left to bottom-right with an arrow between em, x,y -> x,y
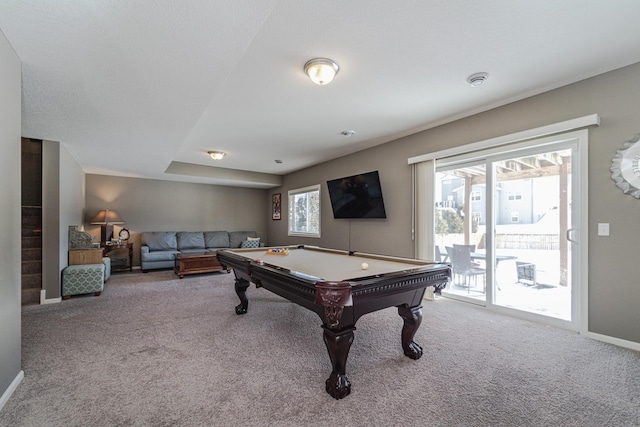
326,171 -> 387,219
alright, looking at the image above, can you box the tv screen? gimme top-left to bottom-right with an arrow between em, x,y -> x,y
326,171 -> 387,219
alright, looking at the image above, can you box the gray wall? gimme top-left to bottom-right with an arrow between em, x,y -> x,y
269,143 -> 414,257
41,141 -> 85,300
41,142 -> 60,299
85,174 -> 269,266
58,142 -> 86,272
268,61 -> 640,345
0,29 -> 22,406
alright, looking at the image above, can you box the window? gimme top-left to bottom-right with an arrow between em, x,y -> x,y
471,191 -> 482,201
288,185 -> 320,237
508,192 -> 522,201
511,211 -> 520,222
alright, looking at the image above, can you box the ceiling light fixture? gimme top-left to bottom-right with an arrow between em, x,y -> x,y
304,58 -> 339,85
467,72 -> 489,87
208,151 -> 226,160
341,130 -> 355,137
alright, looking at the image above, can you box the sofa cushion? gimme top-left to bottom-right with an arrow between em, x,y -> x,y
205,231 -> 230,248
229,231 -> 258,248
240,239 -> 260,248
177,232 -> 205,250
142,232 -> 177,251
141,250 -> 179,262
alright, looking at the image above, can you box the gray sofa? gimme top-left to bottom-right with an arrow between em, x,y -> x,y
140,231 -> 262,272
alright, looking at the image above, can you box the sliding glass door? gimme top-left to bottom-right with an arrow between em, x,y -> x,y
434,161 -> 489,299
434,135 -> 582,326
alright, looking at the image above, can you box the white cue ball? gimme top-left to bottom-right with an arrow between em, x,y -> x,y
361,262 -> 369,270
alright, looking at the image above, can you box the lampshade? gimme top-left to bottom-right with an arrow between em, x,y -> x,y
90,209 -> 124,224
90,209 -> 124,244
208,151 -> 226,160
304,58 -> 339,85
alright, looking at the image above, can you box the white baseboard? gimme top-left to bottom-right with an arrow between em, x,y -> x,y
587,331 -> 640,352
0,370 -> 23,412
40,289 -> 61,305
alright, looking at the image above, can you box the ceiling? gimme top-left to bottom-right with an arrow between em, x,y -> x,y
2,1 -> 640,188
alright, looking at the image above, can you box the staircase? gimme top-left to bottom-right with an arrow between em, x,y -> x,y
22,138 -> 43,305
22,206 -> 42,305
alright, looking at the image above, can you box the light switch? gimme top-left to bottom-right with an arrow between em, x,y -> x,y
598,223 -> 610,236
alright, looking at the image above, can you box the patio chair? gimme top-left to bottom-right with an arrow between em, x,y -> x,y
453,244 -> 482,268
450,245 -> 486,293
435,245 -> 449,262
516,261 -> 538,286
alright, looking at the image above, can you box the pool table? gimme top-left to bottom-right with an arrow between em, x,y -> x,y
216,245 -> 450,399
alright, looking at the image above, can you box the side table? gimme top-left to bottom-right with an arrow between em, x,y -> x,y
101,243 -> 134,272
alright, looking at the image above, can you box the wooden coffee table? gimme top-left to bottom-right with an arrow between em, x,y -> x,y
174,251 -> 229,278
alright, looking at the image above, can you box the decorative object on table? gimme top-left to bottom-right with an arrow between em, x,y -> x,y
611,134 -> 640,198
68,225 -> 99,249
272,193 -> 281,220
90,209 -> 124,243
118,228 -> 130,241
266,248 -> 289,255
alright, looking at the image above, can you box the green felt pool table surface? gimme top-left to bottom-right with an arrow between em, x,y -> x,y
227,245 -> 435,282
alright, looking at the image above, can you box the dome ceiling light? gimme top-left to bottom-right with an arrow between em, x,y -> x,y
208,151 -> 226,160
304,58 -> 339,85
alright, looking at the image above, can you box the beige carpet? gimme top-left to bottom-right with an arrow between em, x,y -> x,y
1,270 -> 639,426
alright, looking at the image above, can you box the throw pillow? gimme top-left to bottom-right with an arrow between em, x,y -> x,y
247,236 -> 260,241
240,239 -> 260,248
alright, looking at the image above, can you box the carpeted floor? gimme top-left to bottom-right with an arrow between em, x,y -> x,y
1,270 -> 639,426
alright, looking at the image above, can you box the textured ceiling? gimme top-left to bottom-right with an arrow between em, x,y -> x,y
2,1 -> 640,188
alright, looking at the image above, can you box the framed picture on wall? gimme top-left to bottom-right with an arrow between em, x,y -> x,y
272,193 -> 281,220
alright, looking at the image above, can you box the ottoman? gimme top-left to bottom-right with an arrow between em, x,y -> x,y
103,257 -> 111,281
62,263 -> 105,299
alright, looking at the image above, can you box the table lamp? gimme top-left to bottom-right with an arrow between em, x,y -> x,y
90,209 -> 124,243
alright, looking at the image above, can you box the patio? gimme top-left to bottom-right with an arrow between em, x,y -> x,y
444,248 -> 571,321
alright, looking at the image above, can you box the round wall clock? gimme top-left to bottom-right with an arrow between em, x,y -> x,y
611,134 -> 640,198
118,228 -> 130,240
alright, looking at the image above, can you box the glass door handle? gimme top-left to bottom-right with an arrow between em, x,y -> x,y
566,228 -> 578,243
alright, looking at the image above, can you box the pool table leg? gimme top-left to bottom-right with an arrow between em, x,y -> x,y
234,278 -> 250,315
322,326 -> 355,400
398,304 -> 423,360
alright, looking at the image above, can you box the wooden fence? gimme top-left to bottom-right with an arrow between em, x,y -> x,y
495,233 -> 558,250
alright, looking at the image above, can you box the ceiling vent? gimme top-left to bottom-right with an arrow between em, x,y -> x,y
467,72 -> 489,87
